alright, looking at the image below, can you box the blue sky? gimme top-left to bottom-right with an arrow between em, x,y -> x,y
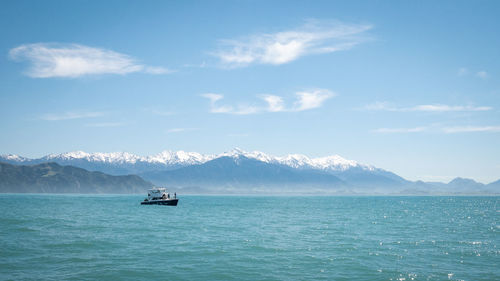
1,0 -> 499,183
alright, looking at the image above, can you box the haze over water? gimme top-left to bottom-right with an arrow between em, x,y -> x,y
1,194 -> 498,280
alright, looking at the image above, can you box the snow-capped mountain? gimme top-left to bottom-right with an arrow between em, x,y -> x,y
146,150 -> 214,165
215,148 -> 372,172
2,149 -> 498,194
39,150 -> 213,165
1,148 -> 400,190
1,154 -> 30,162
0,148 -> 371,173
42,151 -> 143,164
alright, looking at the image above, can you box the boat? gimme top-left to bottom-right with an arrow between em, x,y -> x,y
141,187 -> 178,206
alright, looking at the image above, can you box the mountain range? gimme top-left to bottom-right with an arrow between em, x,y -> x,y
0,148 -> 372,175
1,149 -> 499,194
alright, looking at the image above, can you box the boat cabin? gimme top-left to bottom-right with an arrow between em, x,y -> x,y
147,188 -> 173,200
142,187 -> 178,205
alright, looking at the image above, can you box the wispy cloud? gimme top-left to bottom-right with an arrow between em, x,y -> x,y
212,19 -> 372,67
457,67 -> 490,79
9,43 -> 172,78
476,71 -> 489,79
85,122 -> 125,127
201,89 -> 334,114
166,128 -> 199,133
200,93 -> 259,115
411,104 -> 492,112
443,126 -> 500,133
372,125 -> 500,134
200,93 -> 236,114
183,61 -> 207,68
40,111 -> 105,121
261,95 -> 285,112
363,102 -> 492,112
144,66 -> 174,75
293,89 -> 334,111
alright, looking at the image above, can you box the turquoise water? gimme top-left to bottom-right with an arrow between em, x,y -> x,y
0,195 -> 498,280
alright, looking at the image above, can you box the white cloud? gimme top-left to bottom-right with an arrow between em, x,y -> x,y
212,20 -> 372,67
9,43 -> 171,78
200,93 -> 258,115
363,102 -> 492,112
293,89 -> 334,111
202,89 -> 334,115
363,101 -> 392,111
232,106 -> 260,115
457,67 -> 491,79
372,127 -> 427,133
443,126 -> 500,133
85,122 -> 125,127
144,66 -> 174,74
200,93 -> 234,113
40,111 -> 105,121
183,61 -> 207,68
167,128 -> 199,133
261,95 -> 285,112
410,104 -> 492,112
476,71 -> 489,79
372,125 -> 500,134
200,93 -> 223,103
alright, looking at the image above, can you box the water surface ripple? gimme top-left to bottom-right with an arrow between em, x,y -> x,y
0,195 -> 498,280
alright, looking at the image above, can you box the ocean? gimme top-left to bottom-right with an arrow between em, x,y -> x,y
0,195 -> 498,280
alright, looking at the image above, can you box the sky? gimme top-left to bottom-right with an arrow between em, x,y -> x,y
0,0 -> 499,183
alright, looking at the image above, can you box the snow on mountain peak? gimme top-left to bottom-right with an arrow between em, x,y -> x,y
2,148 -> 371,171
1,154 -> 27,162
221,148 -> 247,157
219,148 -> 273,163
311,155 -> 359,170
147,150 -> 214,165
216,148 -> 364,171
276,154 -> 311,168
45,151 -> 89,160
43,151 -> 143,163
